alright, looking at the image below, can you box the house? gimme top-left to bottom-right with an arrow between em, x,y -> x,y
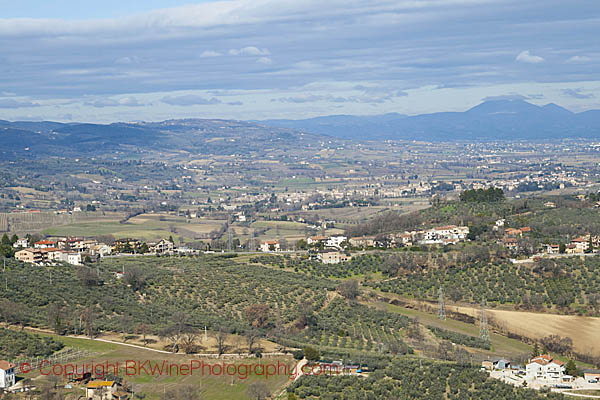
85,380 -> 117,400
0,360 -> 16,389
148,239 -> 174,254
34,240 -> 58,249
481,360 -> 494,370
583,370 -> 600,382
565,244 -> 579,254
90,244 -> 112,257
526,355 -> 565,381
113,238 -> 141,253
494,359 -> 511,370
505,228 -> 523,237
259,240 -> 280,252
499,237 -> 518,250
570,236 -> 589,252
544,244 -> 561,254
349,236 -> 376,248
66,252 -> 82,266
15,248 -> 43,264
544,201 -> 556,208
318,251 -> 350,264
325,236 -> 347,248
307,235 -> 328,245
396,233 -> 413,246
12,238 -> 29,248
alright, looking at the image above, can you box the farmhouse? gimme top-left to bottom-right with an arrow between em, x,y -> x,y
318,251 -> 350,264
584,370 -> 600,382
325,235 -> 347,248
90,244 -> 112,257
148,239 -> 174,254
349,236 -> 375,248
12,238 -> 29,248
525,354 -> 565,381
0,360 -> 16,389
307,235 -> 328,245
259,240 -> 280,252
570,236 -> 589,252
85,380 -> 117,400
417,225 -> 469,245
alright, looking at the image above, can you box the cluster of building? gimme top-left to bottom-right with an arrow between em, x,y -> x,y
13,236 -> 177,266
483,354 -> 570,384
497,224 -> 532,251
349,225 -> 469,249
543,234 -> 598,255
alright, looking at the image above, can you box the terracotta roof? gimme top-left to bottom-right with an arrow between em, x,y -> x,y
262,240 -> 279,245
520,227 -> 531,232
35,240 -> 57,245
529,354 -> 562,366
86,381 -> 115,389
0,360 -> 16,370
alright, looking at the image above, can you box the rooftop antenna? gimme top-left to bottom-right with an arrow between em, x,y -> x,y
438,287 -> 446,320
480,298 -> 489,341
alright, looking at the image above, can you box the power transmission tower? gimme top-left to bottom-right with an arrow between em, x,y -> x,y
438,287 -> 446,320
480,298 -> 489,341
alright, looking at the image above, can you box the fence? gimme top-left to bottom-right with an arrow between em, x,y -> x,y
12,348 -> 95,372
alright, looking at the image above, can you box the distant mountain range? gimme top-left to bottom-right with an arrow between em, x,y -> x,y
2,100 -> 599,160
0,118 -> 327,159
259,100 -> 600,140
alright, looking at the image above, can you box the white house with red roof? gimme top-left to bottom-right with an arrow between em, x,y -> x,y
259,240 -> 280,252
525,354 -> 565,381
0,360 -> 16,389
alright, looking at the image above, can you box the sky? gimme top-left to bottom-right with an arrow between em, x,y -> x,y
0,0 -> 599,122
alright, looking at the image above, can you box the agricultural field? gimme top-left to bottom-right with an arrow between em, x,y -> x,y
454,306 -> 600,357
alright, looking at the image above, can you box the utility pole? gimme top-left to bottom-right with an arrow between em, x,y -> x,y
438,287 -> 446,320
480,298 -> 489,341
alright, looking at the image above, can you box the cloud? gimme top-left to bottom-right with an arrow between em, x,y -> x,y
114,56 -> 140,65
256,57 -> 272,64
200,50 -> 222,57
161,94 -> 222,106
85,96 -> 145,107
0,0 -> 598,120
566,55 -> 591,64
118,96 -> 144,106
272,90 -> 405,104
482,94 -> 529,101
516,50 -> 544,64
0,98 -> 40,108
227,101 -> 244,105
228,46 -> 270,56
273,94 -> 325,103
561,88 -> 595,99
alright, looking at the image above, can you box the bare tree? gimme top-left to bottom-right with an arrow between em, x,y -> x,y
180,329 -> 202,354
245,329 -> 261,354
213,329 -> 230,356
246,382 -> 270,400
136,323 -> 150,346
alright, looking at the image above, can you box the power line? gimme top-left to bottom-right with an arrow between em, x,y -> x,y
480,298 -> 489,341
438,287 -> 446,320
